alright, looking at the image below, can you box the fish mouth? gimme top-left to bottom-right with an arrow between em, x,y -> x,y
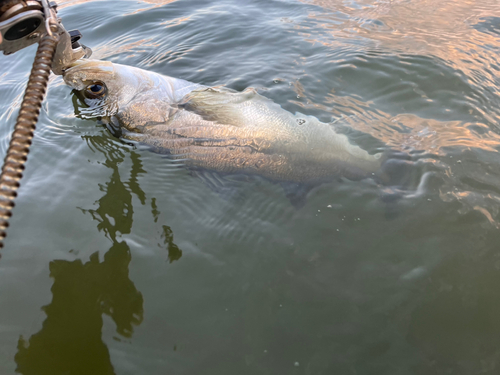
62,59 -> 115,76
62,59 -> 93,76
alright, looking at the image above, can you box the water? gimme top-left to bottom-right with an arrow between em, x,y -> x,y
1,0 -> 500,374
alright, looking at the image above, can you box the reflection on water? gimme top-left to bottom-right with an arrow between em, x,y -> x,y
14,132 -> 181,374
160,225 -> 182,263
79,135 -> 146,241
15,242 -> 141,375
281,0 -> 500,227
297,0 -> 500,123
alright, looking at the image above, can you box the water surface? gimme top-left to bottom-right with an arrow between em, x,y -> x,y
1,0 -> 500,374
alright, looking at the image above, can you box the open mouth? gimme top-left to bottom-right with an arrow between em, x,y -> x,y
62,59 -> 115,76
62,59 -> 90,75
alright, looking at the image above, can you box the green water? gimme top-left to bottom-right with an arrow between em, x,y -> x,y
1,0 -> 500,374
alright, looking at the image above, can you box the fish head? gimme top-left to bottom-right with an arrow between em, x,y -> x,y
63,60 -> 180,131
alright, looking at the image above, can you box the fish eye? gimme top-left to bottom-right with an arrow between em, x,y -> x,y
85,82 -> 106,98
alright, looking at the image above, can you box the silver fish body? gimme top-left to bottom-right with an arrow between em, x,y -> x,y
63,60 -> 381,183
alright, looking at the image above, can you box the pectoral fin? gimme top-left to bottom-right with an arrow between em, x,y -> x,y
180,87 -> 268,127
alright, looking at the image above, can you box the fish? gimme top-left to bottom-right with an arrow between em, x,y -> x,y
63,60 -> 382,185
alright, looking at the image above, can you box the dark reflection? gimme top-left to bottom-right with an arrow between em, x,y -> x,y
15,242 -> 141,375
79,136 -> 146,242
160,225 -> 182,263
14,132 -> 180,374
